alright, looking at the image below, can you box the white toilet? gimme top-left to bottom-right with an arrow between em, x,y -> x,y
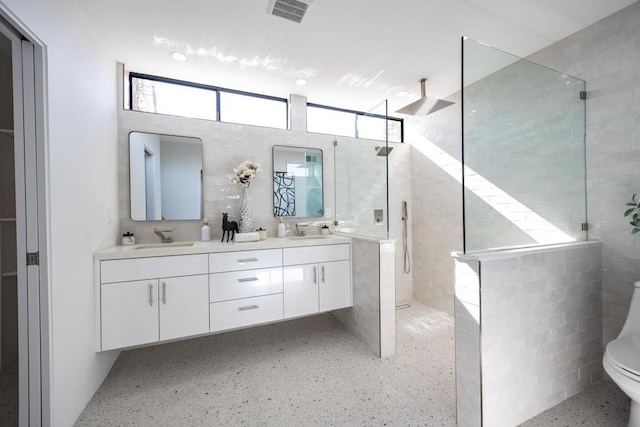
603,280 -> 640,427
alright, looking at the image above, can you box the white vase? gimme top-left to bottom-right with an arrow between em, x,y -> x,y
239,185 -> 254,233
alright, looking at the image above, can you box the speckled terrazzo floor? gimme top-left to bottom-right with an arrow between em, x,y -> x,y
0,362 -> 18,426
76,300 -> 457,426
520,379 -> 630,426
75,300 -> 631,426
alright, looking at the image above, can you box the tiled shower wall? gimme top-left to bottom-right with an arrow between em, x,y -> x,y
454,242 -> 602,427
408,2 -> 640,348
406,94 -> 462,315
388,145 -> 413,302
334,137 -> 413,302
525,2 -> 640,347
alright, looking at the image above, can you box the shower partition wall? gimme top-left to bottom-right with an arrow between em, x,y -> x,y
462,37 -> 587,252
334,100 -> 390,239
332,99 -> 397,358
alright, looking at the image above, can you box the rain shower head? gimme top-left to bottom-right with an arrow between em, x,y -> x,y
375,146 -> 394,156
395,78 -> 455,116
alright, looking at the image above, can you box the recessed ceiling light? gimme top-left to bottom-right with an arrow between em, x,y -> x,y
396,90 -> 409,97
296,78 -> 307,86
171,52 -> 188,62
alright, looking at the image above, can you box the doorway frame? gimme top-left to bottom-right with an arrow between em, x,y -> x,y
0,6 -> 50,427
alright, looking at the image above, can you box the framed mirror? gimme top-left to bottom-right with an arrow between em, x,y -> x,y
273,145 -> 323,218
129,132 -> 203,221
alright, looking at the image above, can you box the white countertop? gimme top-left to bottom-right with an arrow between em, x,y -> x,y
94,235 -> 352,261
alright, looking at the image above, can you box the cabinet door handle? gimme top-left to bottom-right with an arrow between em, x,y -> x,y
162,282 -> 167,304
148,283 -> 153,306
237,277 -> 259,283
237,258 -> 258,263
238,304 -> 259,311
313,266 -> 317,284
321,265 -> 325,283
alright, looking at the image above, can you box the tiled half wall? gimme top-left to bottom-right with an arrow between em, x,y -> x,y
454,241 -> 602,426
334,237 -> 396,358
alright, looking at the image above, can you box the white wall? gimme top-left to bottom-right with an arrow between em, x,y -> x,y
1,0 -> 119,425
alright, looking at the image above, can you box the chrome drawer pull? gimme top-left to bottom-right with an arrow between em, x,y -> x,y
237,277 -> 259,283
148,283 -> 153,306
321,265 -> 325,283
237,258 -> 258,263
313,266 -> 317,284
238,304 -> 259,311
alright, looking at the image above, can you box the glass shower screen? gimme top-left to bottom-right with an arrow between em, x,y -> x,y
462,37 -> 587,252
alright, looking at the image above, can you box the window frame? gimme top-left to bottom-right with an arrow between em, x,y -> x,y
128,72 -> 289,129
306,102 -> 404,143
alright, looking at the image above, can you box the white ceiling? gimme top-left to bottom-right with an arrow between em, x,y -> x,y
76,0 -> 637,114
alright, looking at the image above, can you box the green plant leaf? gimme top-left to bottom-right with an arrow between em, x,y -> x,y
632,228 -> 640,234
633,193 -> 637,203
625,208 -> 635,216
626,202 -> 637,207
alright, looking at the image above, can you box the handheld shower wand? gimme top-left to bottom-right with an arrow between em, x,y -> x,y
402,201 -> 411,274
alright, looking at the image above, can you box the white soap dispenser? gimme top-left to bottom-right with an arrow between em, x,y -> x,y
121,232 -> 135,246
277,217 -> 286,238
201,218 -> 211,242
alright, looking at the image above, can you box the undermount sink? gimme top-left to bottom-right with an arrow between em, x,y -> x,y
287,235 -> 331,240
132,242 -> 195,250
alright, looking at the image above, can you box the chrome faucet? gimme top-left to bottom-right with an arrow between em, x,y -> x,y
154,227 -> 173,243
295,222 -> 310,236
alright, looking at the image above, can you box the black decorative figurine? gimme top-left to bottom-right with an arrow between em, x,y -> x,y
221,212 -> 238,242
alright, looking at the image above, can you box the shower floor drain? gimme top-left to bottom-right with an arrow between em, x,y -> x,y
395,304 -> 412,310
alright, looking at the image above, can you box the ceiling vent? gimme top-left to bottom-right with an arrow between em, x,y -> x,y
268,0 -> 314,23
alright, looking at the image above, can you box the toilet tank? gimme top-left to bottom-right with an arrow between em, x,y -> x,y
619,281 -> 640,338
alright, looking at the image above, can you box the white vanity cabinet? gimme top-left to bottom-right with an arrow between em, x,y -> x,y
282,264 -> 319,318
283,244 -> 351,318
99,254 -> 209,351
96,238 -> 352,352
209,249 -> 284,332
100,279 -> 159,350
318,260 -> 352,312
158,275 -> 210,341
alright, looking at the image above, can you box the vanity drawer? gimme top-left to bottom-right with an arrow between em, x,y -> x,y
210,294 -> 283,332
210,267 -> 283,302
209,249 -> 282,273
283,244 -> 350,266
101,254 -> 209,283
